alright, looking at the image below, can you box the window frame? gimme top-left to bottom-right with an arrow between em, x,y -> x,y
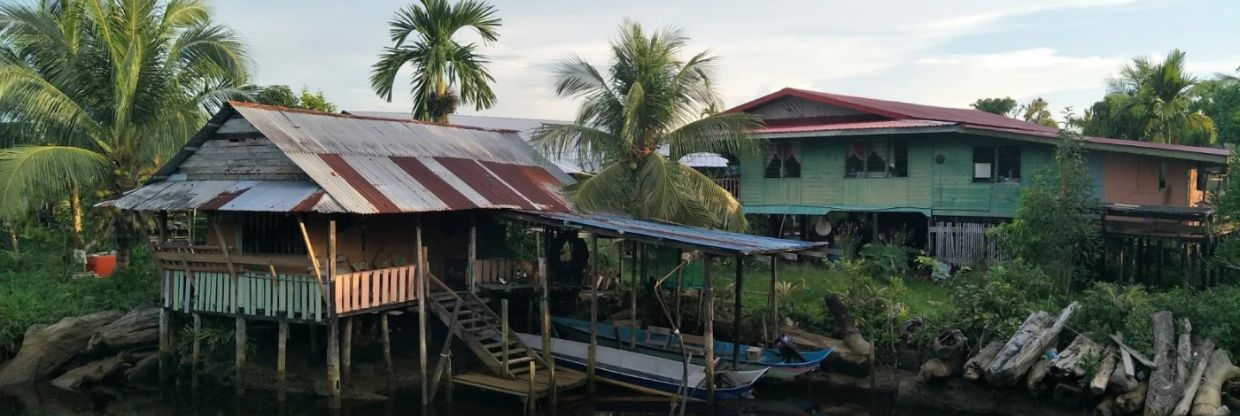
972,145 -> 1022,184
844,139 -> 908,179
764,143 -> 801,179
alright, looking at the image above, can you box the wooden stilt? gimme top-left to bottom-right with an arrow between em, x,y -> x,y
538,231 -> 556,403
468,217 -> 477,293
588,234 -> 598,395
501,299 -> 510,376
158,306 -> 170,386
703,254 -> 716,406
769,257 -> 778,339
381,313 -> 393,389
235,317 -> 247,395
343,317 -> 353,381
733,257 -> 743,369
417,223 -> 428,407
526,361 -> 536,415
277,318 -> 288,402
445,353 -> 454,404
327,219 -> 341,409
630,243 -> 638,349
192,313 -> 201,390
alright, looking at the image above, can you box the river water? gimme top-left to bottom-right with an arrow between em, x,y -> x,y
0,380 -> 896,416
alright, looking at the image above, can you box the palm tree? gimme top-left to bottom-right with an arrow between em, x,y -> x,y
534,22 -> 760,231
370,0 -> 500,123
1084,49 -> 1216,145
0,0 -> 250,249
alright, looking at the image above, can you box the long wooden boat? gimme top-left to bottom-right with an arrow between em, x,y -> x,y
515,332 -> 768,401
551,317 -> 830,380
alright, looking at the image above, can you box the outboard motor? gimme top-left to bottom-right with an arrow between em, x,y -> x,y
773,334 -> 806,363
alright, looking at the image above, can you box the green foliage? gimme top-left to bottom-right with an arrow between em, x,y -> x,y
370,0 -> 502,122
250,85 -> 338,113
834,269 -> 910,356
1079,49 -> 1216,145
971,97 -> 1018,116
1074,282 -> 1155,352
533,21 -> 761,231
298,88 -> 338,113
1192,72 -> 1240,146
859,243 -> 908,278
992,131 -> 1100,293
1211,152 -> 1240,272
1019,97 -> 1058,128
943,259 -> 1053,343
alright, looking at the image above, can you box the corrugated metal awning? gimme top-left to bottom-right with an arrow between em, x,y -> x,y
503,210 -> 826,256
99,180 -> 343,213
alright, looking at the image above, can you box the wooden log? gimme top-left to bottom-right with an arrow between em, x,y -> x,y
985,311 -> 1050,381
1119,381 -> 1150,415
1111,364 -> 1140,393
1173,340 -> 1215,416
1051,333 -> 1105,379
1178,319 -> 1193,385
1113,333 -> 1155,368
1191,349 -> 1240,416
1026,352 -> 1053,396
965,341 -> 1004,381
1100,394 -> 1120,416
1146,311 -> 1179,416
825,294 -> 873,359
919,330 -> 967,382
1093,348 -> 1119,396
991,302 -> 1079,385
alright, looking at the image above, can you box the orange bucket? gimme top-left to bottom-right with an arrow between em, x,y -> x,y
87,254 -> 117,278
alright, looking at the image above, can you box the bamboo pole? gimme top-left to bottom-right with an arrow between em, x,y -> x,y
588,234 -> 598,395
703,254 -> 716,405
277,318 -> 287,402
417,223 -> 428,407
326,219 -> 341,409
733,257 -> 743,368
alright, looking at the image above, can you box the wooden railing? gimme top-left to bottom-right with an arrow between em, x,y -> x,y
332,265 -> 419,315
153,243 -> 310,273
714,177 -> 740,199
166,270 -> 325,322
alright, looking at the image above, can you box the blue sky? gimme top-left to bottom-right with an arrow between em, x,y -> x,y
214,0 -> 1239,121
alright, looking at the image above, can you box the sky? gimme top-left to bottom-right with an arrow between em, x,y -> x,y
213,0 -> 1240,122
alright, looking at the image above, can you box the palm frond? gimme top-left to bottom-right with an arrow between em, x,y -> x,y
664,112 -> 761,160
0,145 -> 108,221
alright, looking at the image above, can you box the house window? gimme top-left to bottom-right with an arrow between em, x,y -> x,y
241,213 -> 307,255
764,143 -> 800,178
845,140 -> 907,178
973,145 -> 1021,183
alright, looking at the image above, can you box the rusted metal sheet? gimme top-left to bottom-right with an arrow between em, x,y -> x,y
101,180 -> 344,213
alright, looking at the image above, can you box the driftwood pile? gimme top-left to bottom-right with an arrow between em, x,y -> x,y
0,308 -> 160,390
924,305 -> 1240,416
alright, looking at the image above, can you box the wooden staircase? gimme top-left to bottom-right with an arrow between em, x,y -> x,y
426,277 -> 550,379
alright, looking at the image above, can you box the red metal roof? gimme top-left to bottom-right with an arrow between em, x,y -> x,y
755,119 -> 955,134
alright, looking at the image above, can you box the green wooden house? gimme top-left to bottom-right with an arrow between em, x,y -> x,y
725,88 -> 1230,267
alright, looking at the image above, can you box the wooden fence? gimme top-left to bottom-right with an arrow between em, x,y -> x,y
474,258 -> 523,286
332,265 -> 419,315
930,221 -> 1008,266
166,270 -> 325,322
714,178 -> 740,199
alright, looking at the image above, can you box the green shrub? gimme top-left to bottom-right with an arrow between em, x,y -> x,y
859,243 -> 909,278
943,259 -> 1055,343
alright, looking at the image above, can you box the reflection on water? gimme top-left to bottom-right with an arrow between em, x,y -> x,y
0,380 -> 890,416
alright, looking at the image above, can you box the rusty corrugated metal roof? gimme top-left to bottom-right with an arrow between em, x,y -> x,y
100,180 -> 344,213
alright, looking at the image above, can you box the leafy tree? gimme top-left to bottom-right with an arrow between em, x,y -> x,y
0,0 -> 249,250
1019,97 -> 1058,128
971,97 -> 1018,116
992,130 -> 1100,293
1081,49 -> 1216,145
1212,152 -> 1240,272
370,0 -> 501,123
250,85 -> 337,113
1191,70 -> 1240,145
533,21 -> 761,231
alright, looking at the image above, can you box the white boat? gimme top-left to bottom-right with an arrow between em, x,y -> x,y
515,332 -> 767,401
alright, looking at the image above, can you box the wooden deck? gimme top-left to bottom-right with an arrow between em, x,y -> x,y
453,367 -> 586,399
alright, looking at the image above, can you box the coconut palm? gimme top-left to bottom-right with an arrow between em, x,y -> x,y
534,22 -> 760,231
0,0 -> 250,249
370,0 -> 500,123
1084,49 -> 1216,145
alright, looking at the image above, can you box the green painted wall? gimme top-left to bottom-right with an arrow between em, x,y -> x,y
740,133 -> 1054,218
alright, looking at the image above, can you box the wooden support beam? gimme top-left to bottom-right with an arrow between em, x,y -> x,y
326,220 -> 341,409
429,299 -> 462,401
277,318 -> 288,402
703,254 -> 716,405
468,218 -> 477,293
630,242 -> 638,349
588,234 -> 599,395
235,317 -> 246,395
501,299 -> 510,377
526,361 -> 536,416
417,223 -> 428,407
539,230 -> 555,402
769,257 -> 778,340
342,317 -> 353,381
381,313 -> 393,390
446,354 -> 454,404
733,257 -> 744,368
192,313 -> 201,390
158,306 -> 170,386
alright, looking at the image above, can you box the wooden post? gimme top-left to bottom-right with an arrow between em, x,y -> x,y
381,313 -> 393,389
326,219 -> 341,409
733,257 -> 743,369
445,353 -> 454,404
417,223 -> 428,407
158,302 -> 170,386
157,211 -> 168,243
538,231 -> 555,402
501,299 -> 510,376
191,313 -> 201,390
629,242 -> 638,349
703,254 -> 716,405
769,257 -> 778,338
342,317 -> 352,381
468,217 -> 477,293
526,361 -> 537,416
235,317 -> 246,395
588,234 -> 598,395
277,318 -> 288,402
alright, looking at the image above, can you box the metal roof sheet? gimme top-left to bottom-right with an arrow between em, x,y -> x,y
506,210 -> 826,256
754,119 -> 956,134
99,180 -> 343,213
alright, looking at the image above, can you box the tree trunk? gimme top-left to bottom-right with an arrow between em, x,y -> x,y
1146,311 -> 1180,416
985,311 -> 1050,381
1052,333 -> 1105,379
1191,349 -> 1240,416
1027,352 -> 1054,396
69,185 -> 83,250
1178,319 -> 1193,385
990,302 -> 1079,385
1093,348 -> 1119,395
825,294 -> 873,356
919,330 -> 967,382
965,341 -> 1003,381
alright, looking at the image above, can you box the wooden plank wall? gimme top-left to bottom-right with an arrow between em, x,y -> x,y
930,221 -> 1008,266
332,265 -> 418,315
169,270 -> 325,322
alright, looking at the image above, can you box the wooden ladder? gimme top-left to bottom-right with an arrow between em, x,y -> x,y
426,276 -> 549,379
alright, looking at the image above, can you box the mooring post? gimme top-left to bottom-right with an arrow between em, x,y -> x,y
235,317 -> 247,395
703,254 -> 716,405
342,317 -> 353,381
417,223 -> 428,407
733,257 -> 743,369
192,313 -> 201,390
587,234 -> 598,395
326,219 -> 341,409
277,317 -> 288,401
380,313 -> 393,390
